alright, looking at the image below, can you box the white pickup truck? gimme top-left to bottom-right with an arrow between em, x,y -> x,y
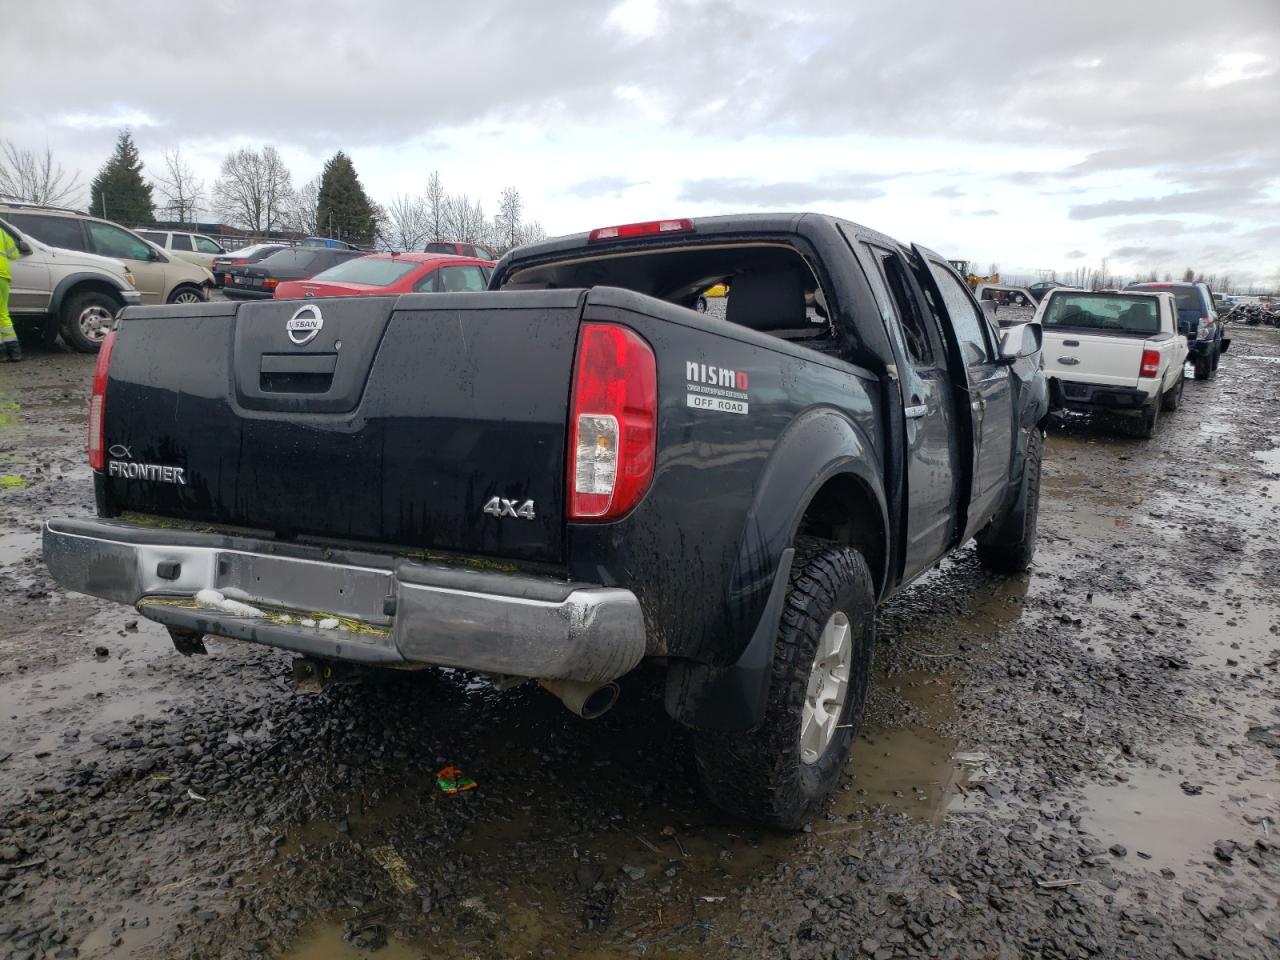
1033,288 -> 1188,438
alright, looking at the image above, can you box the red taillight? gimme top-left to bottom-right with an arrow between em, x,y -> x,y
1139,349 -> 1161,378
263,277 -> 278,289
588,219 -> 693,243
231,258 -> 249,265
87,330 -> 116,470
568,324 -> 657,520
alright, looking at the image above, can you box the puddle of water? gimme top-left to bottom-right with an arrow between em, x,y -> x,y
1080,766 -> 1278,875
829,724 -> 974,827
281,923 -> 425,960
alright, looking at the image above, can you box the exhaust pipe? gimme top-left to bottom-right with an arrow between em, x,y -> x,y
539,678 -> 620,719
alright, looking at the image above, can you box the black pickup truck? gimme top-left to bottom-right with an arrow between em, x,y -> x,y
44,214 -> 1048,827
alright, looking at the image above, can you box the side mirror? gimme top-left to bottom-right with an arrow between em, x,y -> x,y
980,299 -> 998,319
17,239 -> 31,255
997,322 -> 1042,363
149,248 -> 165,262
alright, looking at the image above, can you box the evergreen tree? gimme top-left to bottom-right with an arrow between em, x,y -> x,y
314,152 -> 378,245
89,130 -> 154,224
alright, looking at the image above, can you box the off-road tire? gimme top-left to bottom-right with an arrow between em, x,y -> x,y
1161,371 -> 1184,412
59,290 -> 119,353
693,539 -> 875,830
1211,343 -> 1221,371
976,428 -> 1043,572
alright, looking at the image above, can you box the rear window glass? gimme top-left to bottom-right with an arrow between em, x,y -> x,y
424,242 -> 458,254
310,257 -> 418,286
7,213 -> 86,251
1127,284 -> 1203,315
1043,293 -> 1160,334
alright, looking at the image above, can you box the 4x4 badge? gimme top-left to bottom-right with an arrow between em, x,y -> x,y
286,304 -> 323,345
482,497 -> 536,520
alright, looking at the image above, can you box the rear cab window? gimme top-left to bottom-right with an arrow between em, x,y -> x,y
500,240 -> 839,357
1043,292 -> 1161,335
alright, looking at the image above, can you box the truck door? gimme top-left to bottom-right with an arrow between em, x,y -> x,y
865,245 -> 961,580
919,256 -> 1013,537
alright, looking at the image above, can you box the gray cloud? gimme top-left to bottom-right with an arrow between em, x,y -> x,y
1110,246 -> 1179,261
1065,249 -> 1088,259
677,175 -> 887,206
971,209 -> 998,217
1105,219 -> 1190,239
1069,188 -> 1251,219
564,176 -> 647,198
932,185 -> 964,199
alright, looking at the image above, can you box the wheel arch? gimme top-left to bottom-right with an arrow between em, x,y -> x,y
665,406 -> 890,732
49,273 -> 129,317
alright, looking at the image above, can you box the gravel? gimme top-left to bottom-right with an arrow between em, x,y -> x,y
1,325 -> 1278,959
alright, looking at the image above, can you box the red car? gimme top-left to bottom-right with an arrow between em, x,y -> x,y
273,252 -> 494,300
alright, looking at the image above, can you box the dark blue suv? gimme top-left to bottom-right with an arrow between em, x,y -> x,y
1125,281 -> 1229,380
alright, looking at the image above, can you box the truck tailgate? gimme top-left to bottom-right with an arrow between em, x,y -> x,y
101,291 -> 585,564
1043,330 -> 1144,388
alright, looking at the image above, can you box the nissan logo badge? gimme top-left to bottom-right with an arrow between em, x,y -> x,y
287,304 -> 323,345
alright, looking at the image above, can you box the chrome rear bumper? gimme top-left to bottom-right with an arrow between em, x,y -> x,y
43,518 -> 646,682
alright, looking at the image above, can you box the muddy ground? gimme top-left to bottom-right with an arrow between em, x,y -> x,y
1,326 -> 1278,960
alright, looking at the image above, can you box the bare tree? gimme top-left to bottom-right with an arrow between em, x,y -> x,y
285,176 -> 321,235
0,140 -> 82,206
494,187 -> 523,252
152,147 -> 204,223
444,194 -> 488,244
382,193 -> 428,251
520,219 -> 547,245
213,145 -> 294,234
424,171 -> 446,242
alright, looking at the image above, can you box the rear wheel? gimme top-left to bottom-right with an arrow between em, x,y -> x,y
696,296 -> 708,313
693,539 -> 875,829
977,428 -> 1043,572
59,290 -> 119,353
1161,370 -> 1184,411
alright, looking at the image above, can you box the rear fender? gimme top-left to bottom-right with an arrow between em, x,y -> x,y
665,408 -> 888,732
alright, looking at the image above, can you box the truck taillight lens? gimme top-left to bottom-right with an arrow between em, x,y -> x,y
1197,316 -> 1211,340
87,330 -> 116,471
568,324 -> 657,520
1139,349 -> 1161,378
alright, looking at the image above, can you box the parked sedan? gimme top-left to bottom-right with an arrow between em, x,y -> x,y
273,252 -> 494,300
223,247 -> 364,300
210,243 -> 290,286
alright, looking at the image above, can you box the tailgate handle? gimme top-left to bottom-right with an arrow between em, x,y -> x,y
259,352 -> 338,394
261,353 -> 338,374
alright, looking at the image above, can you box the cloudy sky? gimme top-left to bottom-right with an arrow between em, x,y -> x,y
4,0 -> 1278,286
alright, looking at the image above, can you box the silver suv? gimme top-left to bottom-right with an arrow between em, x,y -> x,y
1,216 -> 141,352
0,203 -> 214,308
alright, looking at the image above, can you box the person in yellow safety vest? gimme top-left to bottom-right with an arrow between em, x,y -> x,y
0,223 -> 22,362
